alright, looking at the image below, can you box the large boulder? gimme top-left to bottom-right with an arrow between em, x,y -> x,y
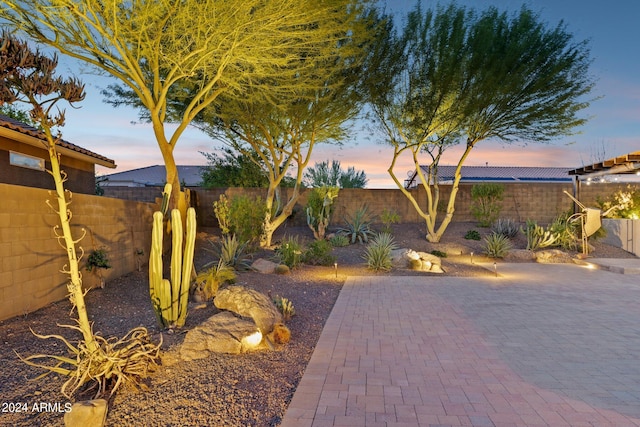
390,248 -> 410,268
251,258 -> 277,274
214,285 -> 283,334
179,312 -> 263,360
535,249 -> 574,264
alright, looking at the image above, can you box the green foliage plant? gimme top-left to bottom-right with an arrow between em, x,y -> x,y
303,159 -> 368,188
276,236 -> 303,269
491,218 -> 520,238
483,232 -> 512,258
548,212 -> 581,251
464,229 -> 481,240
338,206 -> 375,244
1,33 -> 159,398
86,248 -> 111,272
597,185 -> 640,219
195,260 -> 236,300
303,239 -> 336,266
522,219 -> 558,251
380,208 -> 401,233
470,183 -> 505,227
306,186 -> 339,240
430,250 -> 447,258
363,232 -> 397,271
229,194 -> 267,249
216,234 -> 251,270
213,194 -> 231,235
272,295 -> 296,322
149,202 -> 197,329
329,234 -> 350,247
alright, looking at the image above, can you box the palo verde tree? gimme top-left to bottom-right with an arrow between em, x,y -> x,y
1,0 -> 364,211
303,159 -> 368,188
0,32 -> 159,398
191,3 -> 379,246
365,3 -> 595,242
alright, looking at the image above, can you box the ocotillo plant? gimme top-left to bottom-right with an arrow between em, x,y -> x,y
149,200 -> 196,328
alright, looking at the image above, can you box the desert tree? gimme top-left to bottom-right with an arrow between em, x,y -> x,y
365,3 -> 595,242
0,32 -> 159,398
190,3 -> 380,246
304,159 -> 368,188
1,0 -> 368,210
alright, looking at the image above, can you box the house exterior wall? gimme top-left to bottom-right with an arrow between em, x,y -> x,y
0,137 -> 96,194
0,183 -> 156,321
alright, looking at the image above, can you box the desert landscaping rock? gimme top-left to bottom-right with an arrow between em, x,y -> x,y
535,249 -> 575,264
405,249 -> 444,273
179,311 -> 262,360
214,285 -> 283,334
390,248 -> 410,268
250,258 -> 277,274
505,249 -> 537,261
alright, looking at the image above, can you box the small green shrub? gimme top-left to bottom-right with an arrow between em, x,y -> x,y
483,232 -> 512,258
305,186 -> 339,240
363,232 -> 397,271
272,295 -> 296,321
228,194 -> 267,248
470,183 -> 505,227
329,234 -> 350,247
216,234 -> 251,270
464,229 -> 481,240
303,239 -> 336,266
276,236 -> 303,268
596,184 -> 640,219
491,218 -> 519,238
430,250 -> 447,258
86,248 -> 111,272
548,213 -> 580,251
213,194 -> 231,235
380,208 -> 401,233
338,205 -> 374,244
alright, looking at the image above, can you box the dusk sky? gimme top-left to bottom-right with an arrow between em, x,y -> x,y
55,0 -> 639,188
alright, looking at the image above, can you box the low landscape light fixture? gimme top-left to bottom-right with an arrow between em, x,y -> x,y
334,262 -> 338,278
470,252 -> 474,264
493,261 -> 497,277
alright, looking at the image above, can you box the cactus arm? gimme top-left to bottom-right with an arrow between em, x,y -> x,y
149,211 -> 166,326
169,209 -> 183,324
177,208 -> 197,327
160,184 -> 172,216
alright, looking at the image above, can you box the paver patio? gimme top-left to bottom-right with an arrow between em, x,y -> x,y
281,263 -> 640,427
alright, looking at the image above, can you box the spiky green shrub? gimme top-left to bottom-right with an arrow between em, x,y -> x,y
522,219 -> 558,251
276,235 -> 303,268
195,260 -> 237,300
363,232 -> 397,271
272,295 -> 296,322
430,250 -> 447,258
483,232 -> 512,258
491,218 -> 520,238
213,194 -> 231,234
217,234 -> 251,270
380,208 -> 401,233
338,205 -> 375,244
303,239 -> 336,266
329,234 -> 350,247
86,248 -> 111,271
464,229 -> 481,240
470,183 -> 505,227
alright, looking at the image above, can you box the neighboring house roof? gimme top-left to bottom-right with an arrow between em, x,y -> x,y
102,165 -> 206,187
0,114 -> 116,168
406,165 -> 572,188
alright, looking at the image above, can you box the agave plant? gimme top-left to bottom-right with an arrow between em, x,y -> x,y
216,234 -> 251,270
195,260 -> 237,300
363,232 -> 397,271
338,206 -> 375,244
483,232 -> 512,258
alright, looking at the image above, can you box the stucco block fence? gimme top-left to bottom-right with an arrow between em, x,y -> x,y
106,182 -> 631,228
0,183 -> 156,321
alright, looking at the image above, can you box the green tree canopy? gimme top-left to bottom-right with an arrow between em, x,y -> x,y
303,159 -> 368,188
1,0 -> 370,209
365,3 -> 595,242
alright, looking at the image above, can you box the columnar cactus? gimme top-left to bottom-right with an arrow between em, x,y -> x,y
149,207 -> 196,328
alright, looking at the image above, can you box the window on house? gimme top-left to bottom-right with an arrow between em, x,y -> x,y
9,151 -> 45,171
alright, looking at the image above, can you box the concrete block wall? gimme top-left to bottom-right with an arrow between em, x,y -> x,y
0,183 -> 156,321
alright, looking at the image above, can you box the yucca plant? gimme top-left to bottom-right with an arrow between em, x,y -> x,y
363,232 -> 397,271
216,234 -> 251,270
329,234 -> 350,247
195,260 -> 237,300
338,206 -> 375,244
483,232 -> 513,258
491,218 -> 520,238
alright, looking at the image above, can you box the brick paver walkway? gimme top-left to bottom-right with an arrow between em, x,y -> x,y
281,263 -> 640,427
